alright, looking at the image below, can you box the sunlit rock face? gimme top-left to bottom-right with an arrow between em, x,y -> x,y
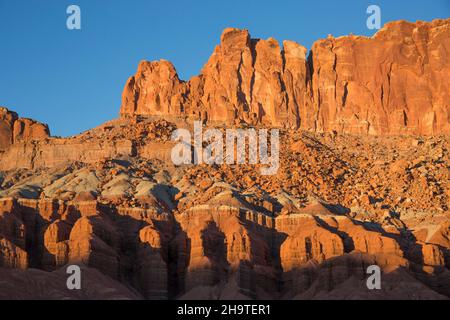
121,19 -> 450,135
0,19 -> 449,300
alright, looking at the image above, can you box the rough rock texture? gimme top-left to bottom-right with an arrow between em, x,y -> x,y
120,28 -> 311,128
13,118 -> 50,143
0,108 -> 49,152
0,108 -> 18,152
310,19 -> 450,135
0,114 -> 448,300
121,19 -> 450,135
0,191 -> 448,300
0,117 -> 176,171
0,19 -> 449,300
0,265 -> 142,299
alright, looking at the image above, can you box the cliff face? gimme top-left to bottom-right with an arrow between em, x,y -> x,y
121,19 -> 450,135
0,115 -> 450,299
310,19 -> 450,135
120,28 -> 312,129
0,19 -> 449,300
0,115 -> 448,299
1,197 -> 448,300
0,108 -> 50,152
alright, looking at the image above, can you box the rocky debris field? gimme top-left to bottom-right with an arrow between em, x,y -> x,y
0,18 -> 449,299
0,115 -> 448,299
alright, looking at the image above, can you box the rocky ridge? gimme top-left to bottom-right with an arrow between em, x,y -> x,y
0,113 -> 448,299
0,19 -> 449,300
121,19 -> 450,135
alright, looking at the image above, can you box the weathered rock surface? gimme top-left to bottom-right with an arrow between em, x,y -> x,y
310,19 -> 450,135
0,19 -> 449,300
0,167 -> 448,300
0,110 -> 448,300
0,265 -> 142,299
0,107 -> 49,152
0,108 -> 18,152
121,19 -> 450,135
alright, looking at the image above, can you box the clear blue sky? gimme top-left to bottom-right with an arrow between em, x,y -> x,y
0,0 -> 449,137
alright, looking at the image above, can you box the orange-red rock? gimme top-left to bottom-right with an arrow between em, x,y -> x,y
120,19 -> 450,135
0,19 -> 449,300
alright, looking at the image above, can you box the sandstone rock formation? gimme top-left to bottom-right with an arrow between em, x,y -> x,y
0,124 -> 448,300
13,118 -> 50,143
0,108 -> 18,151
121,19 -> 450,135
0,265 -> 142,299
310,19 -> 450,135
0,107 -> 49,152
0,19 -> 449,300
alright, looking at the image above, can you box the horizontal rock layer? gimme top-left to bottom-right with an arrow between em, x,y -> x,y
0,107 -> 50,152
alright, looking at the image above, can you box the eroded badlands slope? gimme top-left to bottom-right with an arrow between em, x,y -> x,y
0,19 -> 449,299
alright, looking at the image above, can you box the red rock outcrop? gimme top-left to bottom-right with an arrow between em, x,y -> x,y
0,19 -> 449,300
121,28 -> 310,128
0,108 -> 18,151
0,169 -> 448,300
0,199 -> 28,269
137,222 -> 169,299
121,19 -> 450,135
13,118 -> 50,143
310,19 -> 450,135
68,215 -> 121,279
43,220 -> 71,268
0,108 -> 49,152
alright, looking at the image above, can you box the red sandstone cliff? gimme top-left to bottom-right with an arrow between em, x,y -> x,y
0,19 -> 449,300
121,19 -> 450,135
0,107 -> 50,152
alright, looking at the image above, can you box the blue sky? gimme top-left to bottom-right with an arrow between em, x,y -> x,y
0,0 -> 449,136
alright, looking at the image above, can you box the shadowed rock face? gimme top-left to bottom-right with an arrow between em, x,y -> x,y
0,108 -> 18,151
0,195 -> 448,300
121,19 -> 450,135
0,19 -> 449,300
0,125 -> 448,300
